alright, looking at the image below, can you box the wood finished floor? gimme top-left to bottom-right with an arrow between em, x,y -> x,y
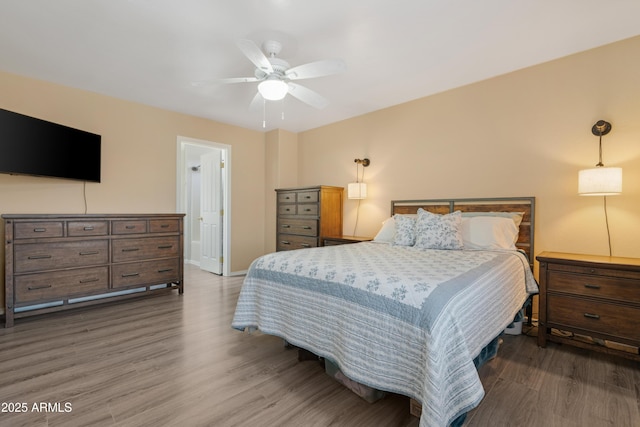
1,264 -> 638,427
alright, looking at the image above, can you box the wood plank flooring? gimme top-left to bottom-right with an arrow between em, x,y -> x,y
1,264 -> 638,426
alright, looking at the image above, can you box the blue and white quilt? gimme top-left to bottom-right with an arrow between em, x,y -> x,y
232,242 -> 538,427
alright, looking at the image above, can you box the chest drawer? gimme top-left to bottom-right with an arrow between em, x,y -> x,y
548,271 -> 640,302
112,236 -> 180,262
15,266 -> 109,304
14,222 -> 64,239
278,218 -> 318,236
297,204 -> 319,216
112,220 -> 148,234
547,294 -> 640,342
112,258 -> 180,288
149,219 -> 180,233
277,234 -> 317,251
297,191 -> 318,203
68,221 -> 109,236
277,192 -> 297,204
14,240 -> 109,273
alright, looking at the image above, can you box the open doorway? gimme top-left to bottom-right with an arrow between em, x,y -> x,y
176,137 -> 231,276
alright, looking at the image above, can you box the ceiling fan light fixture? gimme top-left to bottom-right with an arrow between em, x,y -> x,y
258,78 -> 288,101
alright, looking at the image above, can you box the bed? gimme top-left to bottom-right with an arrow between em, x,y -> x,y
232,197 -> 538,427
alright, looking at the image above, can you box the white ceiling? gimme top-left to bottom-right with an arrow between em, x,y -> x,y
2,1 -> 640,133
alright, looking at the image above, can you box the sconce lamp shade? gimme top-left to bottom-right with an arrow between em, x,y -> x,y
578,167 -> 622,196
348,182 -> 367,199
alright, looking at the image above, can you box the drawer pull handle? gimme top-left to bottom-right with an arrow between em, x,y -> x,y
300,243 -> 311,248
284,196 -> 291,200
303,226 -> 312,230
282,225 -> 290,228
28,284 -> 52,290
83,226 -> 95,231
583,313 -> 600,320
285,208 -> 291,212
584,284 -> 601,290
122,248 -> 139,252
79,278 -> 99,283
281,241 -> 290,245
33,228 -> 47,232
304,208 -> 311,212
122,273 -> 140,278
304,195 -> 311,199
79,251 -> 99,256
158,245 -> 173,249
28,254 -> 52,260
125,225 -> 136,229
160,224 -> 170,228
158,268 -> 173,273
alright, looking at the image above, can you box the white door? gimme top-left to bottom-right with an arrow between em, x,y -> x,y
200,150 -> 223,274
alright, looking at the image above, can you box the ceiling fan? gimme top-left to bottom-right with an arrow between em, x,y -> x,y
219,39 -> 346,110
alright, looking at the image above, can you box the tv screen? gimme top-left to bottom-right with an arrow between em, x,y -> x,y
0,108 -> 101,182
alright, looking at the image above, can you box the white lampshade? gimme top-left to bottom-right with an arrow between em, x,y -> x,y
348,182 -> 367,199
578,167 -> 622,196
258,79 -> 288,101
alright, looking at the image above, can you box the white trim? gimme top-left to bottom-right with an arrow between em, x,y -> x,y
176,136 -> 232,277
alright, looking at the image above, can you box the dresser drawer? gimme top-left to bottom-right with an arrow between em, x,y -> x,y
14,222 -> 64,239
297,204 -> 319,216
548,271 -> 640,302
547,295 -> 640,342
278,218 -> 318,237
112,236 -> 180,262
277,192 -> 297,204
297,191 -> 318,203
149,219 -> 180,233
112,220 -> 148,234
112,258 -> 180,288
14,240 -> 109,273
278,204 -> 297,215
68,221 -> 109,236
15,266 -> 109,304
277,234 -> 317,251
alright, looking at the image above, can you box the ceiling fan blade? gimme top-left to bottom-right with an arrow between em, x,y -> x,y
237,39 -> 273,74
217,76 -> 261,84
285,59 -> 346,80
287,83 -> 329,109
249,92 -> 264,111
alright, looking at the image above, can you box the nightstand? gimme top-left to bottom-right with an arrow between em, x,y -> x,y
536,251 -> 640,361
322,235 -> 372,246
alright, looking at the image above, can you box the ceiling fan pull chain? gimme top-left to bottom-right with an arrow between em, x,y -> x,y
262,98 -> 267,129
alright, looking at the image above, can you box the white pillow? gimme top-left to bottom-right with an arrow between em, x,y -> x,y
414,209 -> 464,250
461,216 -> 519,250
373,217 -> 396,243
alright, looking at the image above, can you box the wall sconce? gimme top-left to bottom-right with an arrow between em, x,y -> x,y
348,158 -> 370,199
578,120 -> 622,196
578,119 -> 622,256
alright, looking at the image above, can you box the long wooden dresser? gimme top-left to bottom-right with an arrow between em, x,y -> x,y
276,186 -> 344,251
3,213 -> 184,327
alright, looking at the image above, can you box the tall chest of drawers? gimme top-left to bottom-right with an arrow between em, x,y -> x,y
536,251 -> 640,360
276,186 -> 344,251
3,213 -> 184,327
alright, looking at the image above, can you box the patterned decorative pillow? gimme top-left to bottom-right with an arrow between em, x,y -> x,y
392,214 -> 416,246
414,209 -> 464,250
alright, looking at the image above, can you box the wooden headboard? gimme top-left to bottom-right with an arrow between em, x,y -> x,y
391,197 -> 535,267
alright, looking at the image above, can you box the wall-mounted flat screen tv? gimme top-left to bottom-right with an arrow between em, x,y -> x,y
0,108 -> 101,182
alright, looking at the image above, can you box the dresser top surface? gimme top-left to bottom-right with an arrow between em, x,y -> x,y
537,251 -> 640,269
3,213 -> 185,220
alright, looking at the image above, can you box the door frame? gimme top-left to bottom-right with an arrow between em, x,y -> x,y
176,136 -> 231,277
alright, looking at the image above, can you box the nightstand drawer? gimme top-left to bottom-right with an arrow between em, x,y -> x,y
547,295 -> 640,342
548,271 -> 640,302
278,219 -> 317,236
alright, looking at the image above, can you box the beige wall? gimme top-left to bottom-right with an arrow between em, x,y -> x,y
297,35 -> 640,267
0,70 -> 266,314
